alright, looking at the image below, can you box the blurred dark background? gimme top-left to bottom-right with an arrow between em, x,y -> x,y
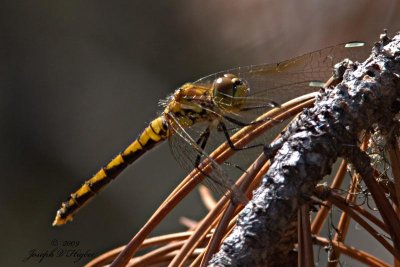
1,1 -> 400,266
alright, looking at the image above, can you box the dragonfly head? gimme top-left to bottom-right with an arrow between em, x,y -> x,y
212,74 -> 250,110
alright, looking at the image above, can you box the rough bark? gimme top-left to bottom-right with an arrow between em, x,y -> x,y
209,31 -> 400,266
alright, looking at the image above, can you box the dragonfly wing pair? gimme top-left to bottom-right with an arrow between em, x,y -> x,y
193,42 -> 370,114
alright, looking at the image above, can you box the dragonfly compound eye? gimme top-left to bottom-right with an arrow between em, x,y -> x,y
212,74 -> 249,109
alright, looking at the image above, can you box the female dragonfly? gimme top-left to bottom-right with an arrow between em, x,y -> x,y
53,41 -> 369,226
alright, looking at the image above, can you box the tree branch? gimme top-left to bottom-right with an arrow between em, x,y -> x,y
209,31 -> 400,266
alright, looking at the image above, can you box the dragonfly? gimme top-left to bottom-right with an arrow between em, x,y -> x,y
53,41 -> 370,226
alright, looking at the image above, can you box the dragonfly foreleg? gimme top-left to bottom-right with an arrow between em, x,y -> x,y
223,115 -> 255,127
194,127 -> 211,167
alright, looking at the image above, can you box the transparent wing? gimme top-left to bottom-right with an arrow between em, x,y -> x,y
166,112 -> 245,201
193,42 -> 370,116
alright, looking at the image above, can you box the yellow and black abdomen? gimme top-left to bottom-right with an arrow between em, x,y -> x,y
53,116 -> 169,226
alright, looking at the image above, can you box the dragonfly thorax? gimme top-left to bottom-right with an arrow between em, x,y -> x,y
212,73 -> 250,111
166,84 -> 210,114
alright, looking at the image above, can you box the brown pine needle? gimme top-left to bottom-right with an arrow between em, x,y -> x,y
179,217 -> 198,229
86,232 -> 194,267
198,185 -> 217,211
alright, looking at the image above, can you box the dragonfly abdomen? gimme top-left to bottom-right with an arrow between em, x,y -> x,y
53,116 -> 169,226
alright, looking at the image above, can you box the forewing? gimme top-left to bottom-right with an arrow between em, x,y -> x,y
193,42 -> 370,123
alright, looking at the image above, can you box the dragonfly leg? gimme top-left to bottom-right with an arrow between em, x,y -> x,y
194,127 -> 211,167
223,115 -> 254,127
218,121 -> 264,151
